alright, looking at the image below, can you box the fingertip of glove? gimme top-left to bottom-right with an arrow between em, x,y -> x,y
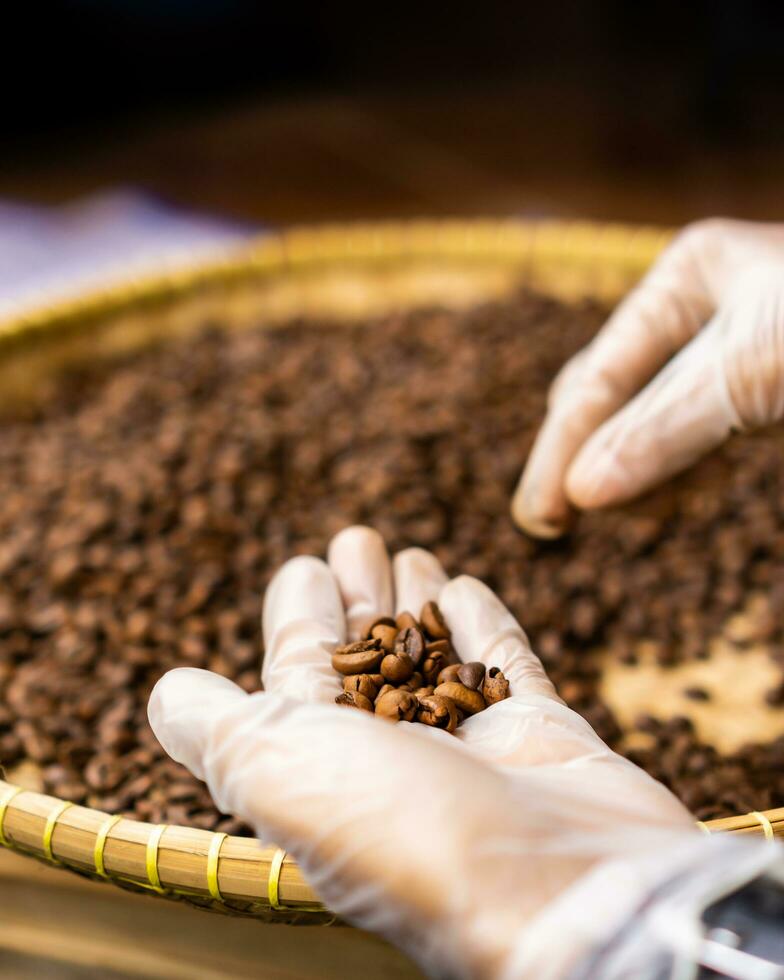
327,524 -> 386,561
510,480 -> 569,540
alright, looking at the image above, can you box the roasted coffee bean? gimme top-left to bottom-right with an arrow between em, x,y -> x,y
380,652 -> 415,684
434,681 -> 486,716
331,639 -> 384,676
398,671 -> 424,693
371,623 -> 399,653
335,690 -> 374,712
436,663 -> 462,686
394,627 -> 426,667
422,649 -> 450,687
343,674 -> 379,700
375,689 -> 418,722
483,667 -> 510,706
457,662 -> 486,691
417,694 -> 459,733
425,638 -> 454,662
420,601 -> 451,640
363,616 -> 397,640
395,611 -> 418,632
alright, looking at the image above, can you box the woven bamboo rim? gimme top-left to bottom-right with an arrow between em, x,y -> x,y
0,218 -> 781,922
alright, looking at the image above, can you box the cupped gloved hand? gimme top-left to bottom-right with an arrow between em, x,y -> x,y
513,219 -> 784,538
149,526 -> 754,979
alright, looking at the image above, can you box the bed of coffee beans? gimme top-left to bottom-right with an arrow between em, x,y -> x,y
334,602 -> 509,730
1,287 -> 784,831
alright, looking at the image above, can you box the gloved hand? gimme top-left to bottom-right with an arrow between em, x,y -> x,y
148,526 -> 761,979
512,219 -> 784,537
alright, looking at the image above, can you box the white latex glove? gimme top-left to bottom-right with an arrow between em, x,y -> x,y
512,219 -> 784,537
148,526 -> 772,979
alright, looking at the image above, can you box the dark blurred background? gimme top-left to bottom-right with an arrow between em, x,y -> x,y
3,0 -> 784,224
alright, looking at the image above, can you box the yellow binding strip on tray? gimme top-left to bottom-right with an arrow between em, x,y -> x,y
696,821 -> 711,835
268,847 -> 287,910
207,832 -> 227,902
751,810 -> 775,841
94,813 -> 123,878
146,824 -> 168,893
43,800 -> 74,862
0,786 -> 22,847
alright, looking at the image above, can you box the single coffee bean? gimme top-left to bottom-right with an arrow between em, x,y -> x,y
395,611 -> 418,632
335,690 -> 374,712
380,651 -> 415,684
362,615 -> 397,640
482,667 -> 510,706
414,685 -> 435,698
417,694 -> 459,733
398,670 -> 424,692
343,674 -> 379,699
376,683 -> 396,700
331,639 -> 384,676
457,661 -> 486,691
420,601 -> 451,640
375,689 -> 417,722
394,627 -> 426,667
368,673 -> 385,688
422,649 -> 449,686
434,681 -> 486,715
436,663 -> 462,686
371,623 -> 399,653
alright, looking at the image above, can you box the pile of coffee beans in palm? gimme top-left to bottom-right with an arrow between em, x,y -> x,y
1,287 -> 784,830
334,602 -> 509,730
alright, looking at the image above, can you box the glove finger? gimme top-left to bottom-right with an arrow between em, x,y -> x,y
392,547 -> 449,619
438,575 -> 558,701
147,668 -> 248,782
261,555 -> 345,703
512,224 -> 717,537
566,318 -> 739,509
327,526 -> 394,639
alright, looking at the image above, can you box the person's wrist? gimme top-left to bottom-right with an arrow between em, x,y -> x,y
551,834 -> 780,980
495,830 -> 722,980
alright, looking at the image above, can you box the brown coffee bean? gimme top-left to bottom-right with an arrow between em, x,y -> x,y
335,690 -> 374,712
420,601 -> 451,640
362,616 -> 397,640
434,681 -> 486,716
331,639 -> 384,676
371,623 -> 399,653
397,671 -> 424,692
417,694 -> 459,732
343,674 -> 379,699
394,627 -> 425,667
375,689 -> 417,721
482,667 -> 510,706
457,661 -> 486,691
436,663 -> 462,686
376,683 -> 396,700
380,652 -> 415,684
422,649 -> 449,686
414,685 -> 435,698
395,611 -> 418,632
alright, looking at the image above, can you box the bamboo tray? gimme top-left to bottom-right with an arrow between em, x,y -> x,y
0,218 -> 781,924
